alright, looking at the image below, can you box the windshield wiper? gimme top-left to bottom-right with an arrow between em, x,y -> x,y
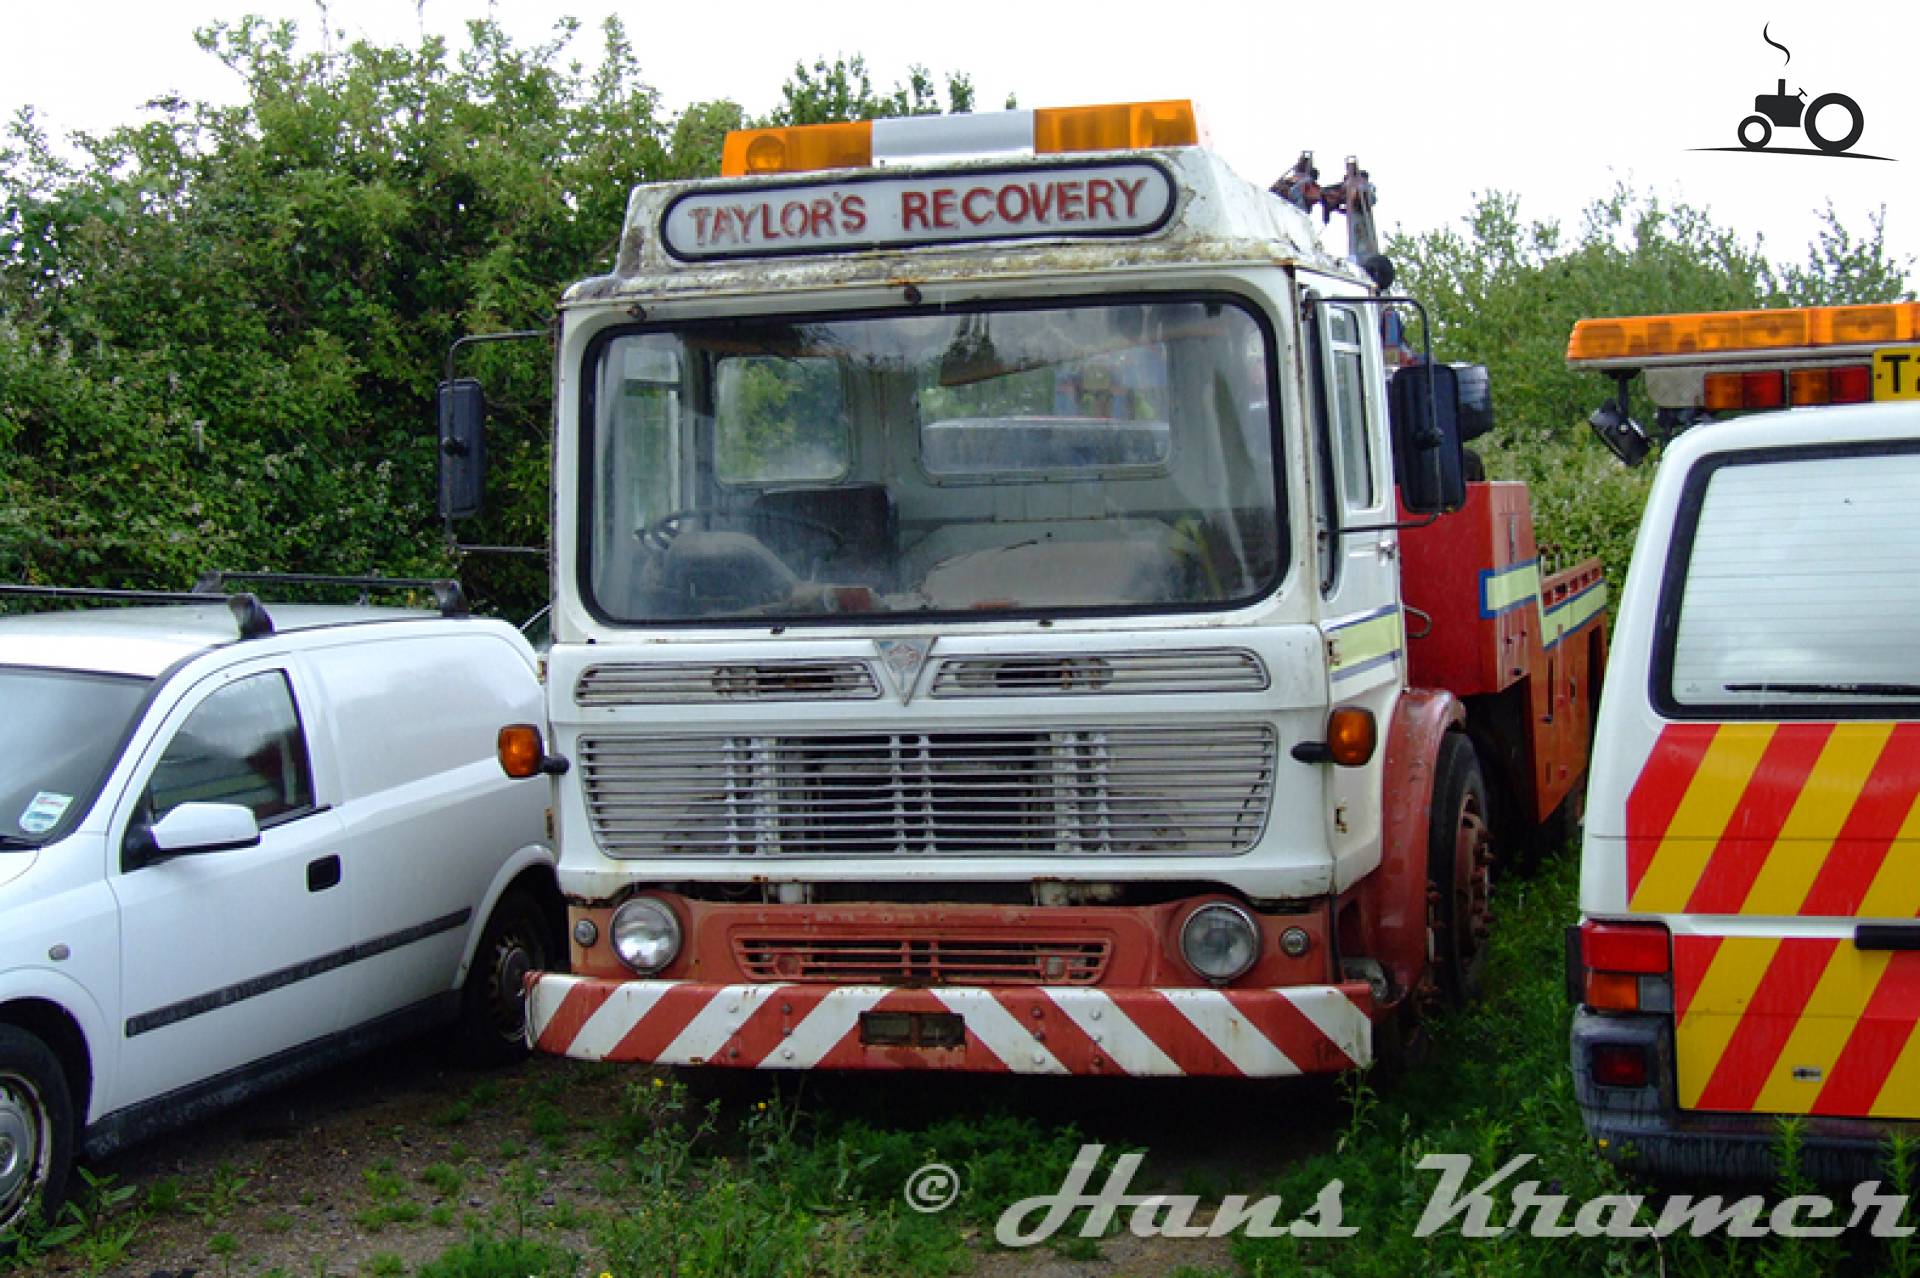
1725,682 -> 1920,697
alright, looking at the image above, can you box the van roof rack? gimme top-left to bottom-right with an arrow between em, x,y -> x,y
0,584 -> 275,639
191,572 -> 469,618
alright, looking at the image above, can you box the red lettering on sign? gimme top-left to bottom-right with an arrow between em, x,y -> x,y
962,188 -> 994,225
710,207 -> 736,244
842,194 -> 867,233
1027,182 -> 1057,221
780,201 -> 810,237
690,207 -> 713,243
1059,180 -> 1084,222
998,185 -> 1030,223
1115,178 -> 1146,218
810,198 -> 834,237
1087,179 -> 1115,222
932,188 -> 957,229
758,204 -> 779,240
901,191 -> 930,230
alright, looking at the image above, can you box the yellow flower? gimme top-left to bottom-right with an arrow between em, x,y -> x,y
756,1100 -> 768,1111
651,1076 -> 664,1088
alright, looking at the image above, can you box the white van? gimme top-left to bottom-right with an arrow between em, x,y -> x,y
0,592 -> 560,1229
1571,399 -> 1920,1178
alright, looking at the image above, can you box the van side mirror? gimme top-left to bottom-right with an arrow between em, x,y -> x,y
125,802 -> 262,870
1388,363 -> 1468,514
437,378 -> 487,521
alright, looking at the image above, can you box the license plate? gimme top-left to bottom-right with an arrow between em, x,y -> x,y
1873,348 -> 1920,400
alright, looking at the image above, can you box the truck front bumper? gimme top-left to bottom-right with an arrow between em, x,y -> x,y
528,974 -> 1374,1077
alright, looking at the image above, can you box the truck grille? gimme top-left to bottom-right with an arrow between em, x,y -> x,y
576,659 -> 879,705
578,725 -> 1276,857
733,935 -> 1111,985
928,649 -> 1268,697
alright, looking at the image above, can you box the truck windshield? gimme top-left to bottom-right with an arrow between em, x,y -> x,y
0,666 -> 150,846
583,296 -> 1283,624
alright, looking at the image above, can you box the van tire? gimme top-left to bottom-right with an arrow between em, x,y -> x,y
0,1026 -> 73,1238
458,890 -> 555,1065
1428,734 -> 1493,1007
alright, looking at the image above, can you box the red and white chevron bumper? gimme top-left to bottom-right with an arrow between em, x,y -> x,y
527,975 -> 1374,1076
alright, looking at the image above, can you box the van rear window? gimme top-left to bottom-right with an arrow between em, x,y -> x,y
1660,444 -> 1920,717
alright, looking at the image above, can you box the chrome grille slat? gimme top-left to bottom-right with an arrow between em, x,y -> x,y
580,726 -> 1275,858
576,659 -> 879,705
928,649 -> 1268,697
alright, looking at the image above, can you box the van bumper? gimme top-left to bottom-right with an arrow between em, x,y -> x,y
1572,1010 -> 1906,1183
527,973 -> 1373,1077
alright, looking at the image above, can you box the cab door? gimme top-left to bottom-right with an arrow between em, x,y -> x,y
1303,283 -> 1401,888
1624,442 -> 1920,1120
108,660 -> 352,1107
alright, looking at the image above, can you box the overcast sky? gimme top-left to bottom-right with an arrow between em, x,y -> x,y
4,0 -> 1915,284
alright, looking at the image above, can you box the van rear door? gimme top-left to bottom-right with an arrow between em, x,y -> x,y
1624,440 -> 1920,1120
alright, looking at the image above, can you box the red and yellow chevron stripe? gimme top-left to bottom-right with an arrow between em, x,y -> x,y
1625,722 -> 1920,917
1675,935 -> 1920,1118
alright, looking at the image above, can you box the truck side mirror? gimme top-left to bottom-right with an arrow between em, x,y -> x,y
437,378 -> 487,521
1388,363 -> 1468,514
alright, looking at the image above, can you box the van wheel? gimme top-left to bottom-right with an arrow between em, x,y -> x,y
0,1027 -> 72,1237
459,891 -> 555,1065
1428,735 -> 1493,1007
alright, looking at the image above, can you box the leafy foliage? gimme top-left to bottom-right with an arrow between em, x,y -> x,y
1391,187 -> 1914,587
0,25 -> 973,614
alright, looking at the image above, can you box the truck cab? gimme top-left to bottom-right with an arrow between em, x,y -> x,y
496,101 -> 1604,1079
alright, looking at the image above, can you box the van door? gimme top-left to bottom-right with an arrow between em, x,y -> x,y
110,662 -> 351,1106
1625,442 -> 1920,1119
298,634 -> 544,1022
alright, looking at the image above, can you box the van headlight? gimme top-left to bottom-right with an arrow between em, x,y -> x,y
1180,903 -> 1260,982
610,896 -> 682,975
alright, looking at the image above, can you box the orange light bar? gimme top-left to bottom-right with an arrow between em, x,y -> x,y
719,100 -> 1201,177
1788,367 -> 1829,406
1567,302 -> 1920,364
722,120 -> 874,177
1033,100 -> 1200,154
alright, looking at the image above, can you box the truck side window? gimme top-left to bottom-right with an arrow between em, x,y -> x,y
1326,307 -> 1375,509
145,672 -> 315,827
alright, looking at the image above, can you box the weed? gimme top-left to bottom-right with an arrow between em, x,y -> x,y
429,1204 -> 456,1228
412,1232 -> 573,1278
361,1254 -> 405,1278
422,1163 -> 464,1198
208,1230 -> 239,1278
144,1176 -> 185,1215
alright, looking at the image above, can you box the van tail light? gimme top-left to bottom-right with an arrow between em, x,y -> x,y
1590,1043 -> 1651,1088
1578,920 -> 1671,1012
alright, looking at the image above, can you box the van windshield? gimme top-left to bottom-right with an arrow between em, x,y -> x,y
0,667 -> 150,846
583,296 -> 1283,623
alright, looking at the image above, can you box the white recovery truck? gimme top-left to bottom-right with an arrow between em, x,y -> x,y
453,100 -> 1606,1080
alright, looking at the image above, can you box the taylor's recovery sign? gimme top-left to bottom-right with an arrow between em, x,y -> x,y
661,161 -> 1176,260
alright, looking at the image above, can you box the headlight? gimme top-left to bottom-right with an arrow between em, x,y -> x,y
609,896 -> 682,974
1180,902 -> 1260,982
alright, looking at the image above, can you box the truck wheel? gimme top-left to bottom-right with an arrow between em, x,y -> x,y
1428,735 -> 1493,1007
0,1027 -> 73,1237
459,890 -> 557,1065
1737,114 -> 1772,149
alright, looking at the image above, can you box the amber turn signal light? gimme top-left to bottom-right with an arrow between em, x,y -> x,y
498,724 -> 547,779
1326,707 -> 1377,767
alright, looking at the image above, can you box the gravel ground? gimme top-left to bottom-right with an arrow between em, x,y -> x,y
12,1041 -> 1340,1277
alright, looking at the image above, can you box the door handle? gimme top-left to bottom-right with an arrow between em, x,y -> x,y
1855,924 -> 1920,950
307,855 -> 342,893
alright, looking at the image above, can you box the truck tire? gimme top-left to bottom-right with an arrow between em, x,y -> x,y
1428,734 -> 1493,1007
0,1026 -> 73,1238
458,889 -> 557,1065
1804,93 -> 1863,154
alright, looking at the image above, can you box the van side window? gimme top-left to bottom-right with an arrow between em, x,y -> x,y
1664,447 -> 1920,715
146,672 -> 316,826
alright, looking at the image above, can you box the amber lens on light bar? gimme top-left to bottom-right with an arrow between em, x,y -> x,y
1789,368 -> 1830,405
498,724 -> 545,778
1033,100 -> 1199,154
721,120 -> 873,176
1568,302 -> 1920,363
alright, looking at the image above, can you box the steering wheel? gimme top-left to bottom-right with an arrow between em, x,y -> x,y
641,508 -> 847,557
